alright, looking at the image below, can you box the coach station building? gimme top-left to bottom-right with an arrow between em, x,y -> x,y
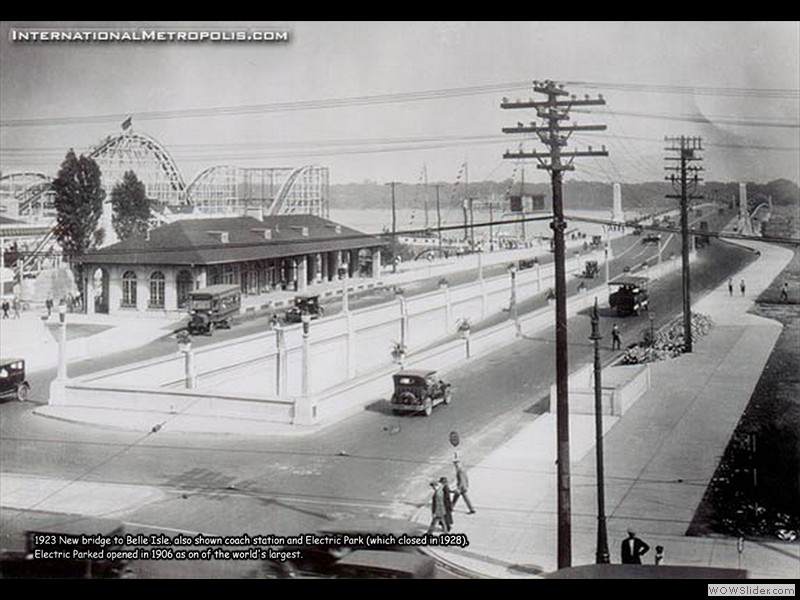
78,214 -> 383,315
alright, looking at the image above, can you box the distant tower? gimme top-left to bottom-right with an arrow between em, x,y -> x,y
737,182 -> 755,236
612,182 -> 624,222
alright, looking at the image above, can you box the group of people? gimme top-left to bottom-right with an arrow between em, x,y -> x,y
728,277 -> 746,297
427,459 -> 476,535
1,297 -> 20,319
621,529 -> 664,566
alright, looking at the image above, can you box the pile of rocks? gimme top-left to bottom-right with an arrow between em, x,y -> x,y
622,312 -> 714,365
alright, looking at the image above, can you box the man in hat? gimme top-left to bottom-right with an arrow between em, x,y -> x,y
426,481 -> 447,535
439,476 -> 454,532
620,528 -> 650,564
451,459 -> 476,514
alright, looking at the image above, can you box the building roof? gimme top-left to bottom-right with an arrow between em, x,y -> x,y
79,215 -> 382,266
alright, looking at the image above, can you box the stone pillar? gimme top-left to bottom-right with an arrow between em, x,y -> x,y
196,268 -> 207,290
371,248 -> 381,279
349,250 -> 358,278
441,281 -> 452,335
346,310 -> 356,379
296,258 -> 307,293
612,182 -> 624,222
164,267 -> 178,312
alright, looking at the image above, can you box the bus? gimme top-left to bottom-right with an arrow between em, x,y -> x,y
186,284 -> 241,335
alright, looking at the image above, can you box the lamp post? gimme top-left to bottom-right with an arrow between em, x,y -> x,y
589,298 -> 610,564
274,321 -> 286,397
301,312 -> 311,398
458,319 -> 471,359
57,301 -> 67,381
508,263 -> 520,336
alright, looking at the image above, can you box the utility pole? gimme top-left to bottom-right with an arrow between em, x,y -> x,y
502,80 -> 607,569
386,181 -> 399,274
665,136 -> 703,353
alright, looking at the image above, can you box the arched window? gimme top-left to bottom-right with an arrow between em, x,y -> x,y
121,271 -> 137,308
149,271 -> 165,309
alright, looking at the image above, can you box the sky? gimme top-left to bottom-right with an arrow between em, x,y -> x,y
1,21 -> 798,188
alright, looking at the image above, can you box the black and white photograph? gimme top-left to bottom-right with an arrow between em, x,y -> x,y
0,21 -> 798,582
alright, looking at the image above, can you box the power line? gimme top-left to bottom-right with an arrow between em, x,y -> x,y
2,80 -> 798,129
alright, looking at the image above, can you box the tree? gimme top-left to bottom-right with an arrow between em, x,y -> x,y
52,149 -> 105,298
111,170 -> 151,241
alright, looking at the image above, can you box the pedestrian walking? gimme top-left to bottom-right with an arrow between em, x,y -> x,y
740,279 -> 746,297
728,278 -> 734,296
426,481 -> 448,535
620,529 -> 650,564
611,324 -> 622,351
1,300 -> 9,319
45,296 -> 53,318
451,459 -> 476,514
439,476 -> 454,532
780,282 -> 789,303
654,545 -> 665,566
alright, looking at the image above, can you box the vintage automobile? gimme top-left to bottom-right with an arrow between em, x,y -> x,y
642,233 -> 661,245
0,358 -> 30,401
579,260 -> 600,279
390,369 -> 451,417
186,284 -> 241,335
608,275 -> 649,317
284,294 -> 324,323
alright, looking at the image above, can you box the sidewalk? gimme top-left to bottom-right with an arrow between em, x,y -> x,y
415,239 -> 800,579
0,310 -> 183,374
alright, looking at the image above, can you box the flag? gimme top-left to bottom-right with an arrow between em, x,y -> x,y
121,116 -> 132,131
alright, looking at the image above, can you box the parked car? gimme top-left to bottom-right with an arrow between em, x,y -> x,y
284,294 -> 324,323
0,358 -> 30,401
390,369 -> 451,417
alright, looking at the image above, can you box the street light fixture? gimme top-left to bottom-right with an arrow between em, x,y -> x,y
301,312 -> 311,398
57,301 -> 67,381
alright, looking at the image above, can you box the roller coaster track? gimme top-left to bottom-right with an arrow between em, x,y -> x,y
268,165 -> 315,216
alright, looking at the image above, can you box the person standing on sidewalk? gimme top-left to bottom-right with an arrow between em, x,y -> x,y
728,278 -> 734,296
620,529 -> 650,564
426,481 -> 448,535
780,282 -> 789,303
740,279 -> 746,297
451,459 -> 476,514
439,476 -> 454,532
654,545 -> 665,566
611,324 -> 622,351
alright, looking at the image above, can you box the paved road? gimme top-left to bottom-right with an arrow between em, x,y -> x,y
1,206 -> 750,578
